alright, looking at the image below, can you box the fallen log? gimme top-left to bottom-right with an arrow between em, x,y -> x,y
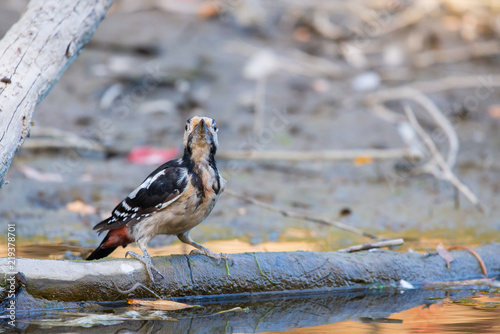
1,243 -> 499,302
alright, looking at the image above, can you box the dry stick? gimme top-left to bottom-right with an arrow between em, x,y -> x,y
112,281 -> 160,299
312,9 -> 345,39
253,78 -> 266,137
367,0 -> 438,37
336,238 -> 404,253
366,75 -> 500,103
0,0 -> 114,186
365,75 -> 500,132
414,40 -> 500,68
423,278 -> 494,289
404,106 -> 485,212
366,75 -> 500,127
225,41 -> 346,79
280,0 -> 435,38
405,89 -> 459,168
224,188 -> 381,240
218,148 -> 414,161
447,246 -> 488,278
22,127 -> 105,152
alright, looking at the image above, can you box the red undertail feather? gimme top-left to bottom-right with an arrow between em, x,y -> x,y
86,226 -> 134,261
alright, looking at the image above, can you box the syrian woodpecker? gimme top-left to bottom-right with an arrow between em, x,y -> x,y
87,116 -> 229,284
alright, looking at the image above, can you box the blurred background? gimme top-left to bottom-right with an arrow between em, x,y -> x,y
0,0 -> 499,259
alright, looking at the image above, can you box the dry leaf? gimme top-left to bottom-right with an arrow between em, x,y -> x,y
436,243 -> 454,268
197,1 -> 219,18
488,105 -> 500,119
441,15 -> 461,31
128,300 -> 198,311
354,156 -> 373,166
293,27 -> 312,43
66,200 -> 96,215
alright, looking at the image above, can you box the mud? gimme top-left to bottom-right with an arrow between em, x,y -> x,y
0,2 -> 499,255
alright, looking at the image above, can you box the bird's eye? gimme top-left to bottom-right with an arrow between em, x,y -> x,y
213,123 -> 217,132
185,124 -> 188,131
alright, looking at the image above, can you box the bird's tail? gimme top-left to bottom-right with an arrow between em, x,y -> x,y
86,233 -> 117,260
87,226 -> 133,261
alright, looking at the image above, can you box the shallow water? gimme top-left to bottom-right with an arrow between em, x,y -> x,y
2,237 -> 500,334
5,286 -> 500,333
3,241 -> 500,333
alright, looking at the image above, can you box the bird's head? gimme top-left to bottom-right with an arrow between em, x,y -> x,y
183,116 -> 218,161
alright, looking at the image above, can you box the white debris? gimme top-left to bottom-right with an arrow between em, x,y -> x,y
399,279 -> 415,290
243,50 -> 278,80
351,71 -> 381,91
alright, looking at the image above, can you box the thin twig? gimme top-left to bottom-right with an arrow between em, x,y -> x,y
406,89 -> 459,168
366,75 -> 500,103
253,77 -> 266,137
225,188 -> 381,240
366,75 -> 500,136
218,148 -> 416,162
423,278 -> 494,289
112,281 -> 160,299
414,40 -> 500,68
225,41 -> 346,78
447,246 -> 488,278
404,106 -> 484,212
337,238 -> 404,253
22,127 -> 105,153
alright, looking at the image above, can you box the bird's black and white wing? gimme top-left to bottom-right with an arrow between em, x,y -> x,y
94,161 -> 188,232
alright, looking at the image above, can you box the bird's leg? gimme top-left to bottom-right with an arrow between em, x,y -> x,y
177,231 -> 233,266
125,243 -> 164,285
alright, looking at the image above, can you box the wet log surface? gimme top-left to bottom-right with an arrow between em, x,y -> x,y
1,244 -> 499,303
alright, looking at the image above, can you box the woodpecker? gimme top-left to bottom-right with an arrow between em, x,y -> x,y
87,116 -> 229,284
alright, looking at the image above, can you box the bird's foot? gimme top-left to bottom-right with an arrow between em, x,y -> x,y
190,248 -> 234,266
125,251 -> 165,285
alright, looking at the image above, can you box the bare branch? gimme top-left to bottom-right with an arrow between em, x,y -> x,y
366,75 -> 500,103
337,238 -> 404,253
218,148 -> 416,162
224,188 -> 381,240
414,41 -> 500,68
405,89 -> 459,168
404,106 -> 484,212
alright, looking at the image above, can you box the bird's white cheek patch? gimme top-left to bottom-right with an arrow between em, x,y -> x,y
120,263 -> 136,274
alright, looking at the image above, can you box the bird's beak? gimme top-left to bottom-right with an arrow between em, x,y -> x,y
196,119 -> 207,134
195,119 -> 213,142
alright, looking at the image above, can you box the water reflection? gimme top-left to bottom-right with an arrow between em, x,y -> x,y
9,288 -> 500,333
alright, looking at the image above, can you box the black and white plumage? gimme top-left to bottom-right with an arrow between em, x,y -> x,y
87,116 -> 227,284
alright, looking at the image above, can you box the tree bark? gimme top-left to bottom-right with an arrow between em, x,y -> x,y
1,244 -> 499,302
0,0 -> 114,187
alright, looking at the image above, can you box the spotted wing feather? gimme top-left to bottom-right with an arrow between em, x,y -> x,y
93,161 -> 188,232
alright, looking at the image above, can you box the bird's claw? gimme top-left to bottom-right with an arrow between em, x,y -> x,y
189,249 -> 234,266
125,251 -> 164,285
220,253 -> 234,267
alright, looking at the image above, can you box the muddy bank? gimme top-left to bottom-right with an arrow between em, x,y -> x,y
2,244 -> 499,302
